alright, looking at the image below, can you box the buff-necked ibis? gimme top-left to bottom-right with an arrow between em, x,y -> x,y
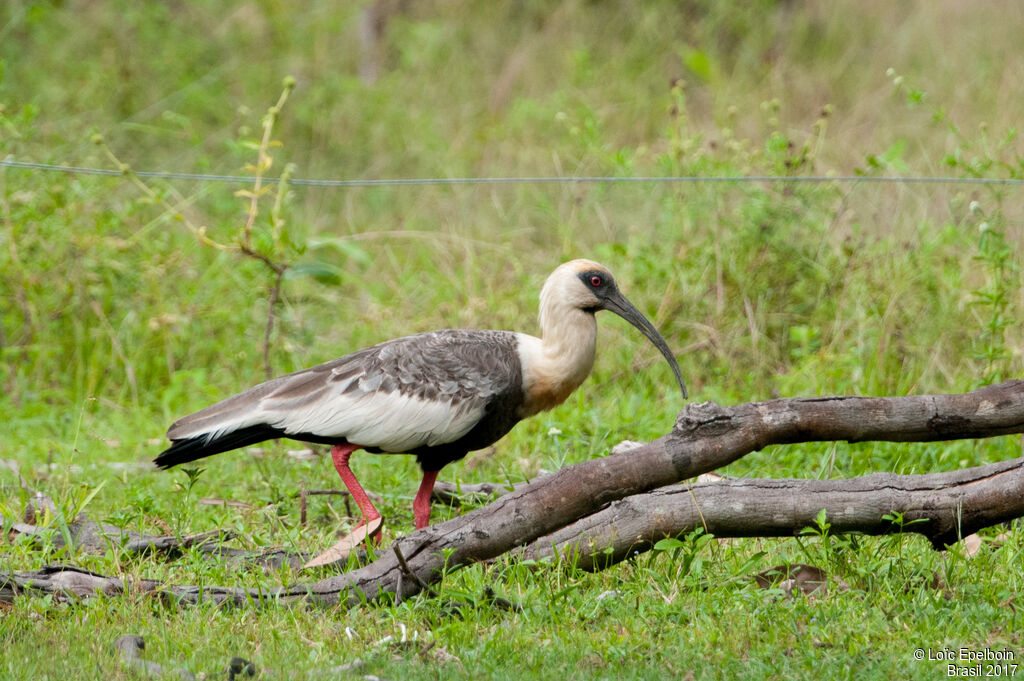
155,259 -> 687,540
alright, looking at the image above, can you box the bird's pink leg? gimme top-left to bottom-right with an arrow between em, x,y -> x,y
413,469 -> 440,529
331,443 -> 383,542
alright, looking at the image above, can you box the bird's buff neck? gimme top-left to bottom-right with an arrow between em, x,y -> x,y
518,288 -> 598,417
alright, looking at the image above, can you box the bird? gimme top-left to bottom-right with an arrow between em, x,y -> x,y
155,259 -> 688,540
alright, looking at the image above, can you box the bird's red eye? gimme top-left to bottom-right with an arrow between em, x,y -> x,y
590,275 -> 602,287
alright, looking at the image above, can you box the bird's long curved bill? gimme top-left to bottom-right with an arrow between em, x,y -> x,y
602,291 -> 688,399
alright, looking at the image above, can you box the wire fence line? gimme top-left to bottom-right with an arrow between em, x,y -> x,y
2,157 -> 1024,188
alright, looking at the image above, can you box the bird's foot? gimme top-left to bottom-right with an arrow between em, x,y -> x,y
303,516 -> 384,569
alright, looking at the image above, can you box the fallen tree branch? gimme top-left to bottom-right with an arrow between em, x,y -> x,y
520,456 -> 1024,569
287,380 -> 1024,605
4,381 -> 1024,606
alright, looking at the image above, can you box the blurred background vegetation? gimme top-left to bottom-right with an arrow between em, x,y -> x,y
2,0 -> 1023,484
2,2 -> 1024,678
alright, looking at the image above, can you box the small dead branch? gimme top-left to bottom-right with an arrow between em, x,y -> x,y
261,265 -> 287,381
8,510 -> 236,558
198,498 -> 258,510
299,487 -> 383,525
304,488 -> 382,502
430,480 -> 522,506
393,543 -> 439,599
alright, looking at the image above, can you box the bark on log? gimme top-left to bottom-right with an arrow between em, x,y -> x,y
520,456 -> 1024,570
4,381 -> 1024,607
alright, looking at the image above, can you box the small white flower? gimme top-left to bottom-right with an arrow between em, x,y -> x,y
969,200 -> 981,214
547,427 -> 562,436
979,221 -> 990,233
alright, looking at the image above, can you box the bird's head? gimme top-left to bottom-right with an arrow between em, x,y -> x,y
541,259 -> 688,399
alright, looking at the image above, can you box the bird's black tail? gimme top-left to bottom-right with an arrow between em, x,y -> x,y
154,424 -> 286,469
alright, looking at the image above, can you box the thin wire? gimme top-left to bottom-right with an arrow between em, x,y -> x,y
2,157 -> 1023,187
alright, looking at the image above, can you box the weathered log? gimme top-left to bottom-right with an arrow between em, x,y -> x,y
520,456 -> 1024,569
288,380 -> 1024,606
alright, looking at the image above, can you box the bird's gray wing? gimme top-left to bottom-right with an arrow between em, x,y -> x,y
167,330 -> 522,452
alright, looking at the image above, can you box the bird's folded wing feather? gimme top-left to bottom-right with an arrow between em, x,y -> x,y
167,330 -> 521,452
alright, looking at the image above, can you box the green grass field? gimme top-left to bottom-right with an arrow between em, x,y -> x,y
2,1 -> 1024,678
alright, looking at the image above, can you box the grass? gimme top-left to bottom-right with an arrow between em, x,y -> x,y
2,1 -> 1024,678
